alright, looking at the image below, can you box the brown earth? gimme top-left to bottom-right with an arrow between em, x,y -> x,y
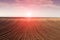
0,17 -> 60,40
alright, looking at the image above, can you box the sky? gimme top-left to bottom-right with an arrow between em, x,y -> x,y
53,0 -> 60,6
0,0 -> 60,17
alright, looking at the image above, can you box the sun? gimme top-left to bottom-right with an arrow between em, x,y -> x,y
26,11 -> 32,17
27,13 -> 32,17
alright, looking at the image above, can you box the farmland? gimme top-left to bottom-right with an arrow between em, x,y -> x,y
0,17 -> 60,40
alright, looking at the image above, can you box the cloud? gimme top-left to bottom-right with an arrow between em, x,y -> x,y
15,0 -> 53,6
12,0 -> 60,9
0,0 -> 15,3
0,0 -> 60,8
